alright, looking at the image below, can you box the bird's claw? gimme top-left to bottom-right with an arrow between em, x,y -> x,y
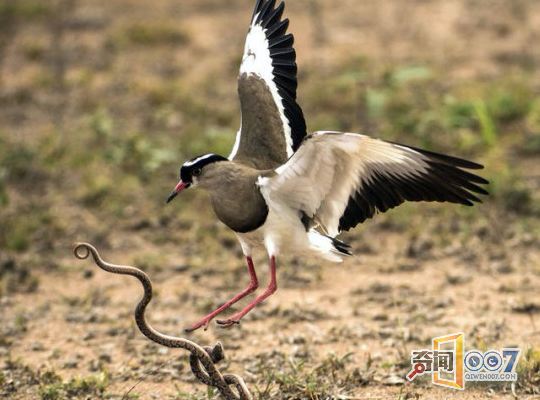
184,318 -> 212,333
216,318 -> 241,328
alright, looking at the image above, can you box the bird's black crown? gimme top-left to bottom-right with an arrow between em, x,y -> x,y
180,154 -> 228,183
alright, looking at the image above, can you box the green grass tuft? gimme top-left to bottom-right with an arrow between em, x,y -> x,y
517,347 -> 540,394
116,23 -> 190,47
473,100 -> 498,147
0,1 -> 51,22
38,371 -> 109,400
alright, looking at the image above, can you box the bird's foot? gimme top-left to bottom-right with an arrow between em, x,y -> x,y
215,318 -> 241,329
184,317 -> 213,333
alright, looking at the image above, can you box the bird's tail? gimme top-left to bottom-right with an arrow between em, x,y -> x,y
307,230 -> 353,262
328,235 -> 353,256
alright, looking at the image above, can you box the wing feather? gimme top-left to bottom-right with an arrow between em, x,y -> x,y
230,0 -> 306,169
261,132 -> 489,236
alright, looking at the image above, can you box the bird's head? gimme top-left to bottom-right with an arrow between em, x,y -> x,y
166,153 -> 228,204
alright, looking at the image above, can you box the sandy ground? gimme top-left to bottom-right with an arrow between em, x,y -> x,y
2,209 -> 539,398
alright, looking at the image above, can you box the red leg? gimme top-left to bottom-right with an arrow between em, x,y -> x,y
216,256 -> 277,328
184,257 -> 258,332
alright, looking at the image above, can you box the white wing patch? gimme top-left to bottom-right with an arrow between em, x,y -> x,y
229,123 -> 242,160
240,18 -> 271,77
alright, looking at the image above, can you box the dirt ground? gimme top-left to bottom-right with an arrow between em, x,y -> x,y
3,209 -> 540,399
1,0 -> 540,399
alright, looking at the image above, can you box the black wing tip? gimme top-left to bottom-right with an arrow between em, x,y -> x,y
391,141 -> 486,171
253,0 -> 286,23
337,150 -> 490,232
252,0 -> 264,20
458,159 -> 485,170
470,186 -> 489,196
403,143 -> 491,197
474,176 -> 490,185
430,151 -> 485,171
473,163 -> 485,170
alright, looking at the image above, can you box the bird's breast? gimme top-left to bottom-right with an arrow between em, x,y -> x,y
210,181 -> 269,234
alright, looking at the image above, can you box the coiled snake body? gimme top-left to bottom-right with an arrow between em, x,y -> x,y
74,243 -> 251,400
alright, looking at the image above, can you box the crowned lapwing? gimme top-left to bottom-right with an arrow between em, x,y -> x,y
167,0 -> 488,332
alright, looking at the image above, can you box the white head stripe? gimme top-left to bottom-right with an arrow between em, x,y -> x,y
183,154 -> 215,167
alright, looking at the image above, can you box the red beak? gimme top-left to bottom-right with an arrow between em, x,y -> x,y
166,181 -> 189,204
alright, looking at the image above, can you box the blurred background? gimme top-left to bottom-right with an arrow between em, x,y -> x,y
0,0 -> 539,399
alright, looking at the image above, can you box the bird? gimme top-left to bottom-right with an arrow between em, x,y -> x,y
166,0 -> 489,332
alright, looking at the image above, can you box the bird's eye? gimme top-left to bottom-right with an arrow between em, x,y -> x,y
193,168 -> 202,177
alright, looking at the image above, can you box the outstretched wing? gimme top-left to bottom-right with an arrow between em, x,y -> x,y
261,132 -> 489,236
230,0 -> 307,170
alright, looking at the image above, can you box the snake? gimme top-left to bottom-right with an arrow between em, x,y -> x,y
74,242 -> 251,400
